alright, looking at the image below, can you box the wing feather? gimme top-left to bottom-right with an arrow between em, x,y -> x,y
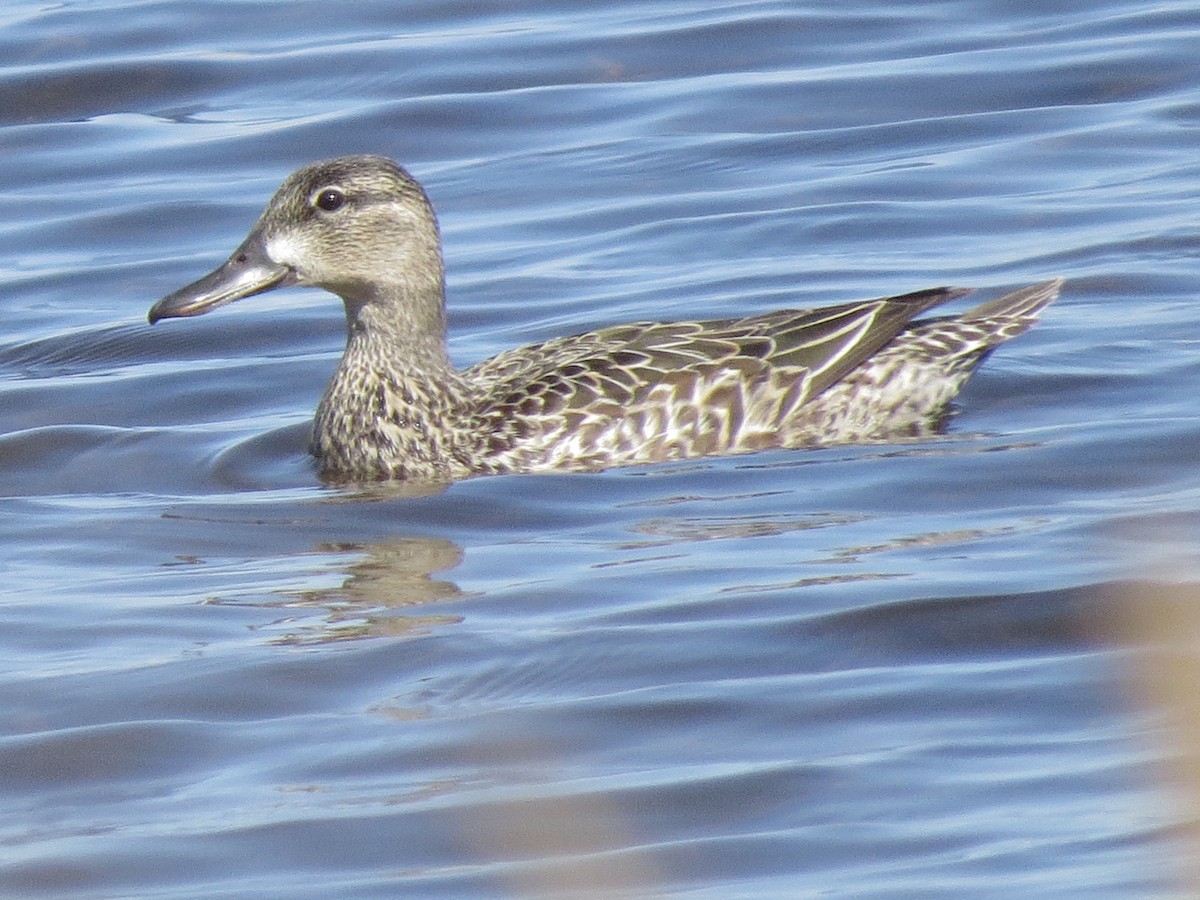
466,286 -> 966,467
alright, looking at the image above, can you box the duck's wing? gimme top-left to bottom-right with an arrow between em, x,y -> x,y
466,287 -> 967,464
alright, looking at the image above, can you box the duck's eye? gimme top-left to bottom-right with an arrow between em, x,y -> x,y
313,188 -> 345,212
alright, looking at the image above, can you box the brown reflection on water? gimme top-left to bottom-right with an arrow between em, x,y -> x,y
822,523 -> 1029,565
268,536 -> 466,646
621,510 -> 864,549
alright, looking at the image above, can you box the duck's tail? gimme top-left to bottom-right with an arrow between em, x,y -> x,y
897,277 -> 1063,380
957,277 -> 1064,342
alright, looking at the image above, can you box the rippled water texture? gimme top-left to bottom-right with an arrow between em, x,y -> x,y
4,1 -> 1200,896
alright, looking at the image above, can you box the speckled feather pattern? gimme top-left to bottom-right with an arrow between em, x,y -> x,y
149,155 -> 1062,483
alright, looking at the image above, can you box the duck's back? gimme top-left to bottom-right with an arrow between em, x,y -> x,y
464,287 -> 966,473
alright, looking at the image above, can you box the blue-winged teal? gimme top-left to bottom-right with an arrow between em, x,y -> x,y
149,155 -> 1061,482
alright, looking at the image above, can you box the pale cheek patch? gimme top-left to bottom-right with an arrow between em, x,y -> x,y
266,233 -> 304,268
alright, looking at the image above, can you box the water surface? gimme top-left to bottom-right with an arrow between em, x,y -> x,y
3,1 -> 1200,896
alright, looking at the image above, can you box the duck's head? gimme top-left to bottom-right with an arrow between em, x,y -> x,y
148,155 -> 446,331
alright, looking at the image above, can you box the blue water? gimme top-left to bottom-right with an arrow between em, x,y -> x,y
3,0 -> 1200,896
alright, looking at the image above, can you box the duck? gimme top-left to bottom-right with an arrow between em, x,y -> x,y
148,154 -> 1061,483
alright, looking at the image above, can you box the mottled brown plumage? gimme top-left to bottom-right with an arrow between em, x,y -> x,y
148,155 -> 1061,482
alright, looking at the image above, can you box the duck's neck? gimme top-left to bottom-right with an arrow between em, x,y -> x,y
311,281 -> 475,482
